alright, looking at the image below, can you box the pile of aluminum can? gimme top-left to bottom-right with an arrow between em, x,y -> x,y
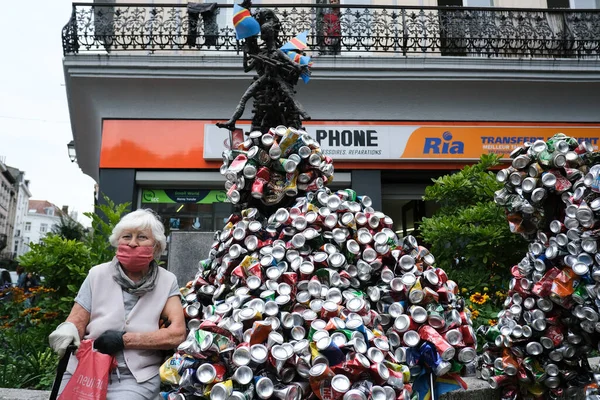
159,126 -> 475,400
220,126 -> 334,207
479,133 -> 600,399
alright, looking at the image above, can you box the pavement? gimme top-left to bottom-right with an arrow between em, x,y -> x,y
0,377 -> 499,400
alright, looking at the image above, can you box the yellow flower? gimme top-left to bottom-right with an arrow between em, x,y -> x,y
461,288 -> 468,294
495,291 -> 505,298
483,287 -> 489,292
470,292 -> 488,305
488,319 -> 497,326
471,310 -> 480,319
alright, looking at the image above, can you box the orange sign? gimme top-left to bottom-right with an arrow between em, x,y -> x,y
100,120 -> 600,170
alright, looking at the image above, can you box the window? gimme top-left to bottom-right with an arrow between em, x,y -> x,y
568,0 -> 600,7
438,0 -> 463,5
16,229 -> 20,236
25,222 -> 31,232
45,207 -> 54,216
547,0 -> 569,7
464,0 -> 493,5
40,223 -> 48,233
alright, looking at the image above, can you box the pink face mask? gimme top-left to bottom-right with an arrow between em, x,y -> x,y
116,245 -> 155,272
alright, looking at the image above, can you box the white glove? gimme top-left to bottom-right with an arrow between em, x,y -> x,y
49,322 -> 80,358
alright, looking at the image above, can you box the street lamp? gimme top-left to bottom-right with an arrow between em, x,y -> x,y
67,140 -> 77,163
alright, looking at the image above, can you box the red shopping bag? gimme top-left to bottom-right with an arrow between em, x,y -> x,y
59,339 -> 117,400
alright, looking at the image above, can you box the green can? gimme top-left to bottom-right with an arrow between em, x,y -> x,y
343,189 -> 357,202
485,326 -> 501,342
571,284 -> 588,304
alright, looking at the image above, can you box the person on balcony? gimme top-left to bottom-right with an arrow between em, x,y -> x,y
48,209 -> 186,399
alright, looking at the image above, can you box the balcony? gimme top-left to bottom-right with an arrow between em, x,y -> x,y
62,3 -> 600,59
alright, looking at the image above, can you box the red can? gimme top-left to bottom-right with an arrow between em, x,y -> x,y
250,321 -> 273,345
460,325 -> 476,345
321,301 -> 341,320
256,166 -> 271,181
434,268 -> 448,284
545,325 -> 565,347
251,178 -> 267,199
281,272 -> 298,286
331,353 -> 370,377
418,325 -> 456,361
246,262 -> 264,281
309,363 -> 335,400
531,267 -> 560,297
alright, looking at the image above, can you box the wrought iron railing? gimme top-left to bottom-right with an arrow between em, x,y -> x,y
62,3 -> 600,58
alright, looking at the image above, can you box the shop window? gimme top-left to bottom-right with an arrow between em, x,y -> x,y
140,188 -> 231,234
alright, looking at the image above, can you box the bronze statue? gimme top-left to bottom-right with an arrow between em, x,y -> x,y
217,7 -> 311,132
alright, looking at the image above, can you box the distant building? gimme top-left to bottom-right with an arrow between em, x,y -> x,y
0,160 -> 17,259
23,200 -> 64,251
6,167 -> 32,257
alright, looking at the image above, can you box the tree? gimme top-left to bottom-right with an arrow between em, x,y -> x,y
419,154 -> 528,326
51,215 -> 85,241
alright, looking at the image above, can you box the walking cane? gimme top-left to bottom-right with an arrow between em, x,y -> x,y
430,371 -> 436,400
49,345 -> 77,400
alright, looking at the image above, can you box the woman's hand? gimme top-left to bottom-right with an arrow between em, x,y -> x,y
49,322 -> 80,357
94,330 -> 126,355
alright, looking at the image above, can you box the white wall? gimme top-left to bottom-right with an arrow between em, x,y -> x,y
22,213 -> 61,253
13,183 -> 31,257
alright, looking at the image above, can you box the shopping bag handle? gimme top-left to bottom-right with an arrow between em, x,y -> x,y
49,344 -> 77,400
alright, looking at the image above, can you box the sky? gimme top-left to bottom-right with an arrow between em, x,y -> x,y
1,0 -> 95,226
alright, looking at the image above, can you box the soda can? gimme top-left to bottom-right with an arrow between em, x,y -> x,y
343,390 -> 367,400
211,380 -> 234,400
331,375 -> 351,399
408,305 -> 427,324
316,337 -> 346,366
418,325 -> 456,361
426,303 -> 445,329
255,377 -> 275,399
232,365 -> 254,386
309,363 -> 335,400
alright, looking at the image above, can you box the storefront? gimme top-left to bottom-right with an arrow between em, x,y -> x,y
98,119 -> 600,243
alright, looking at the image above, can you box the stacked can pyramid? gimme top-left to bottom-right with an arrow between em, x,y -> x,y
160,126 -> 475,400
479,133 -> 600,399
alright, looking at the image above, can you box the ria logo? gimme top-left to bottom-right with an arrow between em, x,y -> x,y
423,131 -> 465,154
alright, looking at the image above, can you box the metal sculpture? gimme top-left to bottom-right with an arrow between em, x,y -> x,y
216,6 -> 311,133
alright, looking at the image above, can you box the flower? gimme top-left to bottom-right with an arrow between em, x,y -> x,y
495,291 -> 506,298
488,319 -> 497,326
470,292 -> 489,305
461,288 -> 468,294
471,310 -> 480,319
483,287 -> 489,292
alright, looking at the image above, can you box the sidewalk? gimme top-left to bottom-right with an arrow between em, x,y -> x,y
0,377 -> 499,400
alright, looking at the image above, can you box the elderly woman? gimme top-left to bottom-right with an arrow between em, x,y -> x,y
49,209 -> 186,399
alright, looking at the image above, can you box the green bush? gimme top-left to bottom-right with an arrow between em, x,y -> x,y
83,195 -> 130,266
19,235 -> 91,316
0,196 -> 130,390
420,154 -> 527,328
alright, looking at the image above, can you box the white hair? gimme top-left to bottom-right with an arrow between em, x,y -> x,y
109,209 -> 166,257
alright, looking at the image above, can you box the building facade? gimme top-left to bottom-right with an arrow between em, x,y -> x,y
0,160 -> 17,258
62,0 -> 600,245
8,167 -> 32,258
23,200 -> 63,250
